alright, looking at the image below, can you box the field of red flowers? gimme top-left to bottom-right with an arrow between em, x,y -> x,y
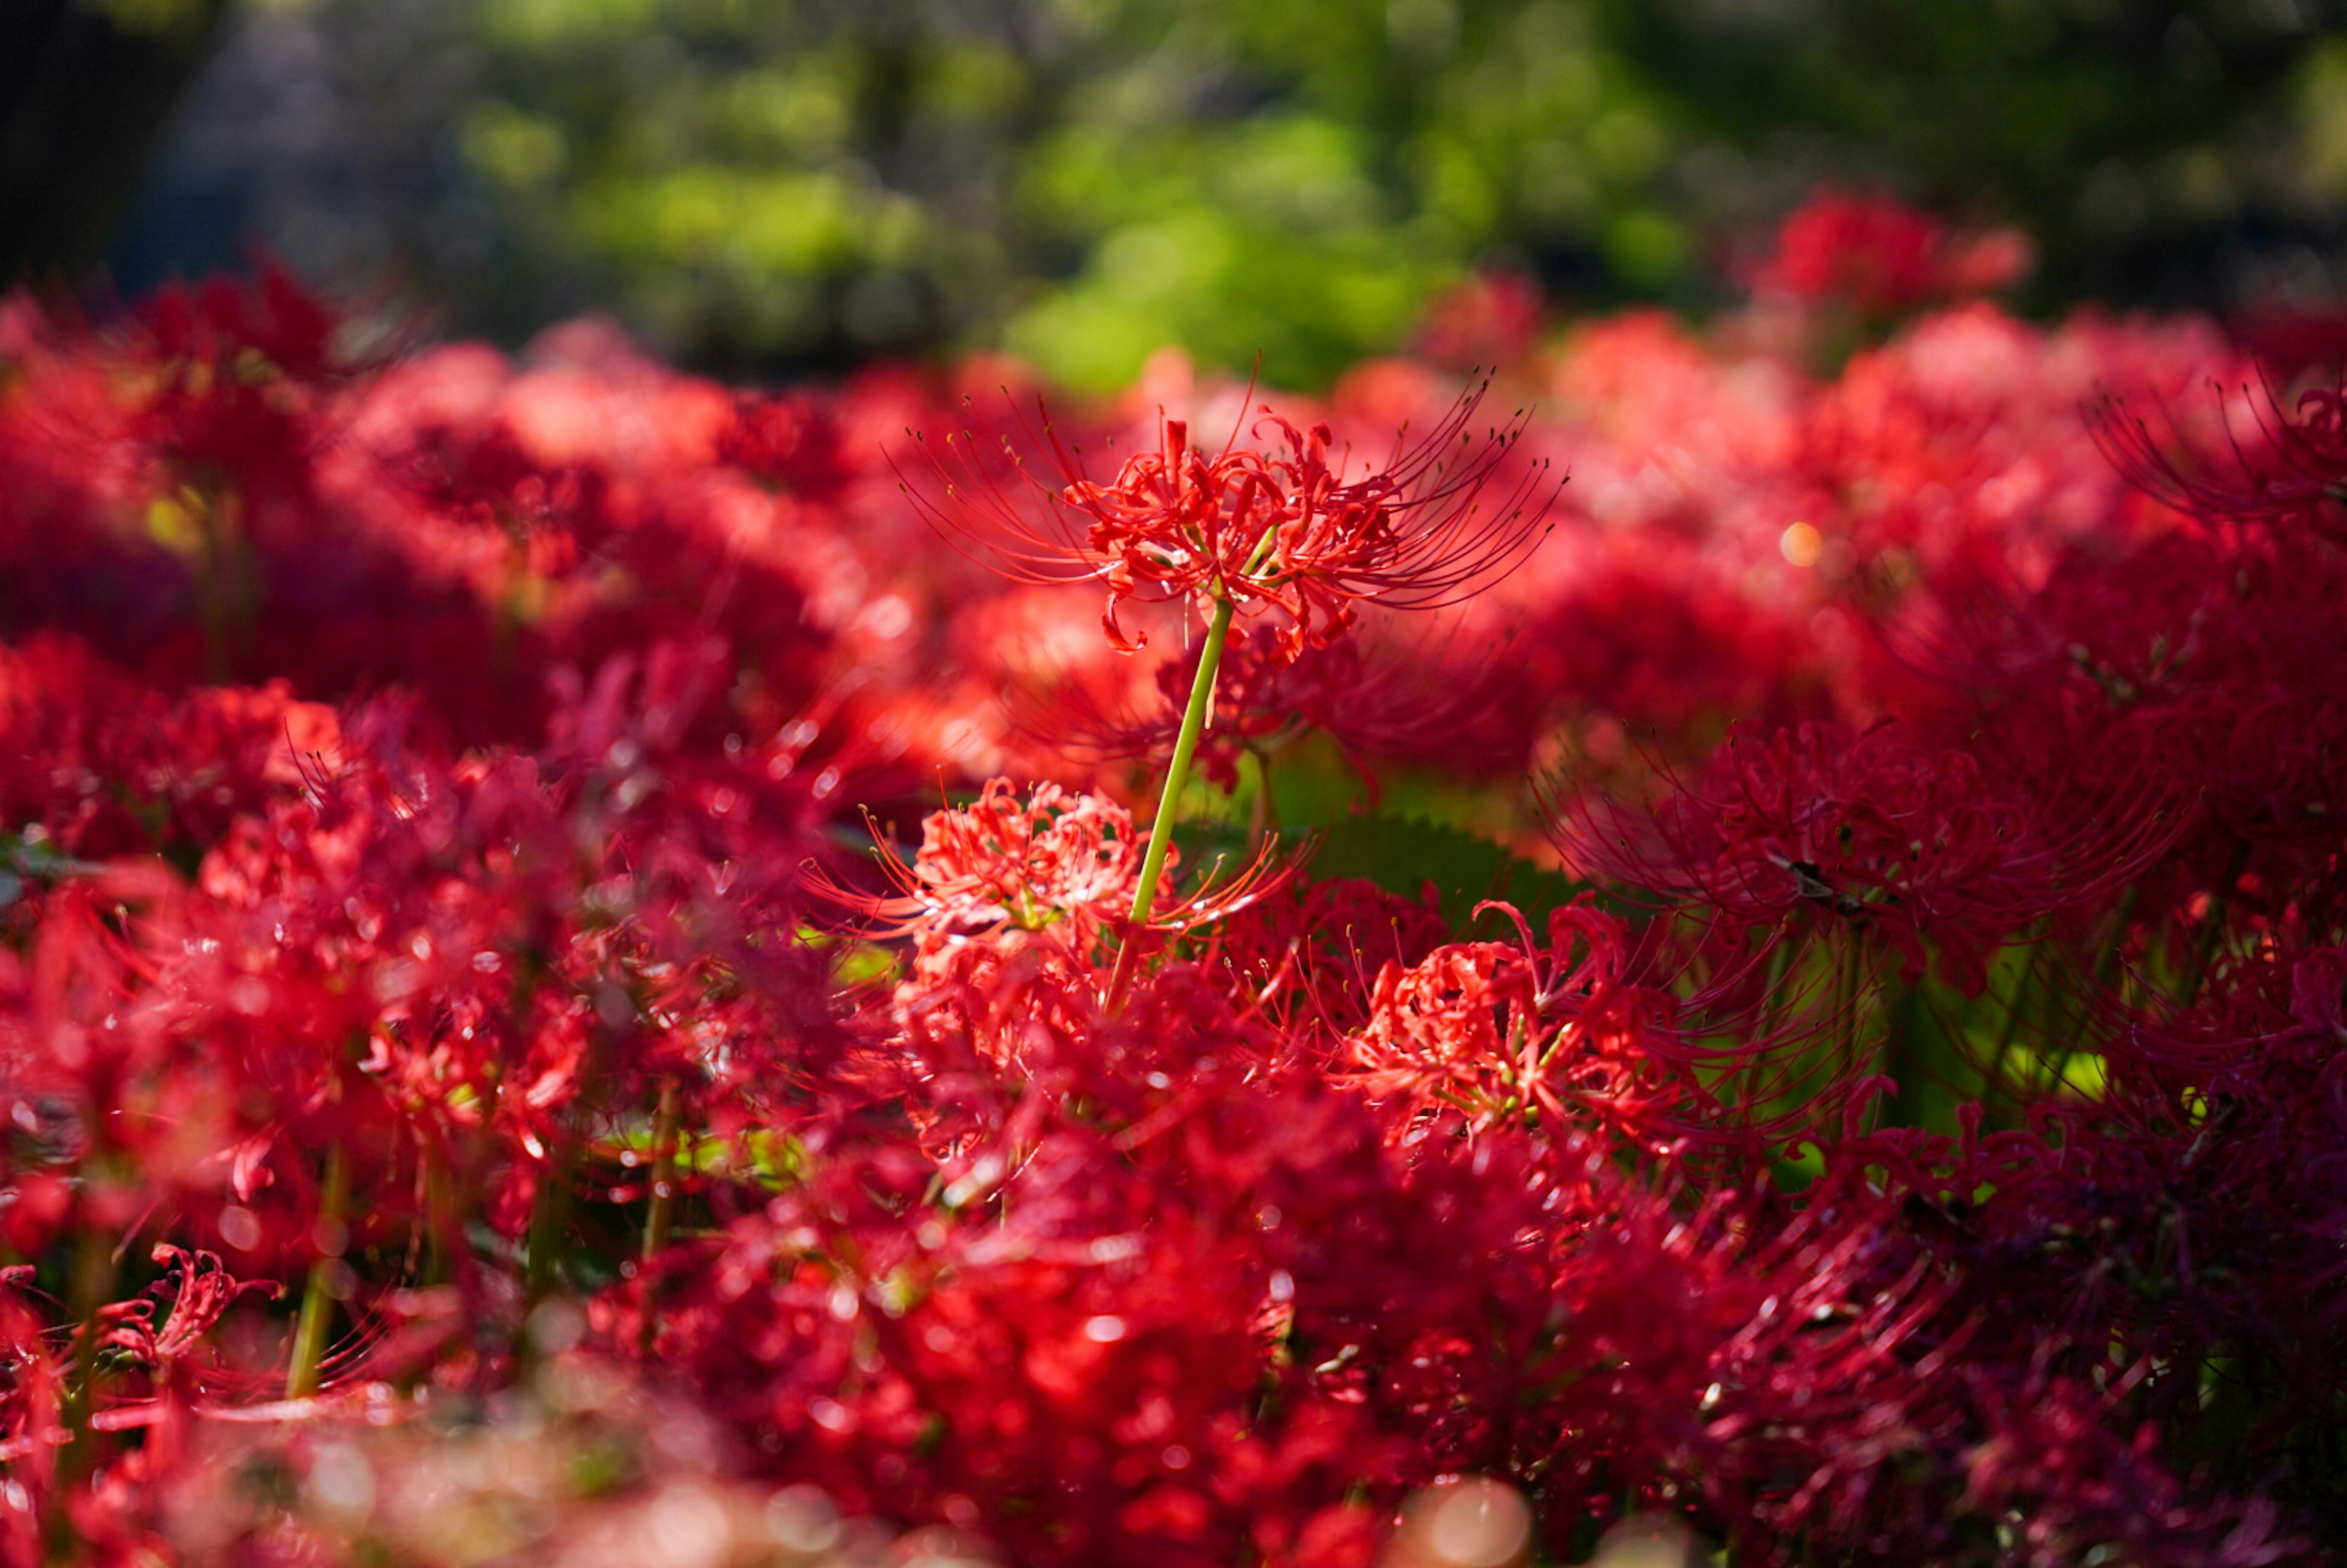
4,196 -> 2346,1566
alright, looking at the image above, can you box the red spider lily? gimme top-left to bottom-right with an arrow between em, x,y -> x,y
1199,874 -> 1452,1044
5,257 -> 2342,1563
91,1247 -> 282,1372
1746,188 -> 2032,317
864,779 -> 1142,947
717,389 -> 857,502
127,260 -> 352,493
2091,372 -> 2347,543
1914,514 -> 2347,964
1568,720 -> 2176,994
910,381 -> 1557,661
1345,898 -> 1705,1151
1411,272 -> 1547,375
0,632 -> 341,860
821,779 -> 1287,980
617,1024 -> 1412,1567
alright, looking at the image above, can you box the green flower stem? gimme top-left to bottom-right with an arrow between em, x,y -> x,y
285,1141 -> 349,1401
642,1077 -> 683,1262
421,1141 -> 454,1286
636,1079 -> 686,1357
1980,926 -> 2046,1112
524,1127 -> 572,1306
1106,592 -> 1238,1009
2179,838 -> 2249,1011
2054,883 -> 2138,1090
1744,925 -> 1799,1123
1835,929 -> 1867,1137
49,1220 -> 119,1561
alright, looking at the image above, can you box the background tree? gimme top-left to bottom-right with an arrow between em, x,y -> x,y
38,0 -> 2347,389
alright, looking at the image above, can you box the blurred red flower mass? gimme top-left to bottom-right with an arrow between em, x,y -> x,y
0,214 -> 2340,1567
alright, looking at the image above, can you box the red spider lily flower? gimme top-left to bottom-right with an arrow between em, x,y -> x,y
125,261 -> 359,523
717,389 -> 856,502
1345,897 -> 1701,1151
823,779 -> 1286,978
92,1247 -> 282,1371
2091,372 -> 2347,543
912,381 -> 1557,662
831,779 -> 1142,968
1568,720 -> 2176,994
1746,188 -> 2032,317
1411,272 -> 1547,375
1199,874 -> 1452,1043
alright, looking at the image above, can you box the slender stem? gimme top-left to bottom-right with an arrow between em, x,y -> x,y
525,1127 -> 571,1305
1106,594 -> 1238,1008
1742,926 -> 1799,1124
1246,746 -> 1276,849
285,1142 -> 349,1401
49,1220 -> 119,1560
1834,928 -> 1866,1137
421,1141 -> 455,1286
636,1080 -> 686,1358
642,1078 -> 684,1261
2055,883 -> 2139,1089
2178,838 -> 2249,1011
1982,937 -> 2041,1113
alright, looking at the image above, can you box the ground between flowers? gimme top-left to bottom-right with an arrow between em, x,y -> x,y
1,195 -> 2345,1565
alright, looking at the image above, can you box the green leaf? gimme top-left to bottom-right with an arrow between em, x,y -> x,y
1289,813 -> 1607,934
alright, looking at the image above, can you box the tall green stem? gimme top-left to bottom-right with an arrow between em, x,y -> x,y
637,1079 -> 686,1357
2053,883 -> 2138,1091
642,1078 -> 683,1261
1834,929 -> 1867,1137
1105,594 -> 1238,1008
1982,936 -> 2040,1113
48,1221 -> 120,1562
1743,927 -> 1799,1124
525,1127 -> 572,1306
285,1142 -> 348,1401
2178,838 -> 2249,1011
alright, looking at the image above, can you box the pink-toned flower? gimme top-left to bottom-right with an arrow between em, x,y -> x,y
828,779 -> 1284,981
858,779 -> 1145,953
1747,188 -> 2032,317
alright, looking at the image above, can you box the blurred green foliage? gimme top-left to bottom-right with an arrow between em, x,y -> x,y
435,0 -> 1699,387
103,0 -> 2347,388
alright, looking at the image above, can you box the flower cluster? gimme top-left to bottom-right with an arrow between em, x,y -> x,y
1,196 -> 2343,1568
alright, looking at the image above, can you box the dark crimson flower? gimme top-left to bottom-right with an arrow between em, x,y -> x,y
1569,720 -> 2173,994
2092,372 -> 2347,544
1199,873 -> 1452,1043
126,260 -> 356,524
717,389 -> 856,501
